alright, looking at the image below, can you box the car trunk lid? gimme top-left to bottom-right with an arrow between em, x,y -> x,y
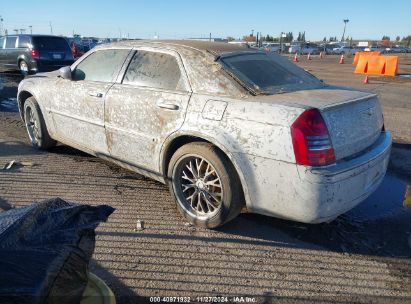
251,87 -> 384,161
320,92 -> 383,160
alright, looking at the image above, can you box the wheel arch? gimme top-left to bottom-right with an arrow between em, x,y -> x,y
160,132 -> 250,209
17,56 -> 25,65
16,55 -> 30,68
17,90 -> 34,120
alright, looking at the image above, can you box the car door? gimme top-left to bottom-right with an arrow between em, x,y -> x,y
104,48 -> 192,173
51,48 -> 131,153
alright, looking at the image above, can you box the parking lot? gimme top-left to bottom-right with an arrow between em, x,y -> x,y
1,54 -> 411,303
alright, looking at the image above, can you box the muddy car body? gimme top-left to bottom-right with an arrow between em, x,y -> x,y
17,40 -> 392,228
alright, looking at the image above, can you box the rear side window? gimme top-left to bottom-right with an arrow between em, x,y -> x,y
0,37 -> 4,49
123,50 -> 183,91
72,49 -> 130,82
32,37 -> 70,51
18,36 -> 30,48
5,37 -> 17,48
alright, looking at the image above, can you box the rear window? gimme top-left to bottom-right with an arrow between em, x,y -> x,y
219,52 -> 324,94
32,37 -> 70,51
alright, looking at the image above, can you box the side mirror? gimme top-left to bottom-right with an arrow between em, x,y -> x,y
59,66 -> 72,80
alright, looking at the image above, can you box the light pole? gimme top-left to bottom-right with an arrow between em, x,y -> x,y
280,32 -> 284,54
0,16 -> 3,36
29,25 -> 32,34
341,19 -> 349,42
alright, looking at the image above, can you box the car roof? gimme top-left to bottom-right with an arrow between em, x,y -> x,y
105,39 -> 251,56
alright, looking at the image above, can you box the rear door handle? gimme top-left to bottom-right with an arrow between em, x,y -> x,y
88,92 -> 103,98
156,100 -> 179,110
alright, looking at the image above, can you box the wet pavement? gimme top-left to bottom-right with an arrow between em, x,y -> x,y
1,63 -> 411,303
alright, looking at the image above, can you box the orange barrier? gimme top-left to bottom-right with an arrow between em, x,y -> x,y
353,51 -> 381,65
384,56 -> 399,76
354,55 -> 399,76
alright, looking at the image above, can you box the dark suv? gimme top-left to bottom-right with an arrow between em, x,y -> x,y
0,35 -> 74,75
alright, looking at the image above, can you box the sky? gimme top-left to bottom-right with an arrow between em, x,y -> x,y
1,0 -> 410,41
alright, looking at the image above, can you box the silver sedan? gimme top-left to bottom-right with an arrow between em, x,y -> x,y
17,40 -> 391,228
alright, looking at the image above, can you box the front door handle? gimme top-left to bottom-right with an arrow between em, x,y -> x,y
156,99 -> 179,110
88,92 -> 103,98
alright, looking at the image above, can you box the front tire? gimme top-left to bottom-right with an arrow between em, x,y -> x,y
167,142 -> 244,228
24,97 -> 56,149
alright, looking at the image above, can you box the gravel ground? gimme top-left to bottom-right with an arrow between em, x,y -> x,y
0,55 -> 411,303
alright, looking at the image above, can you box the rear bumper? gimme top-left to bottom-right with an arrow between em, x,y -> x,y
29,59 -> 74,73
240,131 -> 392,223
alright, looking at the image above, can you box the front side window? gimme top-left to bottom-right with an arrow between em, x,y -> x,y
72,49 -> 130,82
5,37 -> 17,48
123,50 -> 183,91
18,36 -> 30,48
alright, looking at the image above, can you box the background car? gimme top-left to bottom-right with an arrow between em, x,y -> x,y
364,45 -> 386,52
289,43 -> 320,55
262,43 -> 282,53
385,46 -> 408,53
318,43 -> 339,54
332,45 -> 360,54
17,40 -> 391,228
0,35 -> 74,75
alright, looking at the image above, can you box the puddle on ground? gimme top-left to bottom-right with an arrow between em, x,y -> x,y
0,98 -> 19,112
0,73 -> 24,102
346,174 -> 408,221
227,173 -> 411,257
301,174 -> 411,256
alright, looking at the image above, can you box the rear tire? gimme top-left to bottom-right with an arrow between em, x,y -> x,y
167,142 -> 244,228
23,97 -> 56,150
19,60 -> 30,76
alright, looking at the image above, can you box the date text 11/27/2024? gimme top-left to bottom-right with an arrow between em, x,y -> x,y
149,296 -> 257,303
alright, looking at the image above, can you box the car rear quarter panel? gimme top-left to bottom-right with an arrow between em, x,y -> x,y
180,94 -> 302,160
174,93 -> 304,211
176,48 -> 246,97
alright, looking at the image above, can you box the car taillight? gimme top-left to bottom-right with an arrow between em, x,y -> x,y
291,108 -> 336,166
31,49 -> 40,59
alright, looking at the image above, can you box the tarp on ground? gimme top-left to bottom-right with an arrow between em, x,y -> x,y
0,198 -> 114,304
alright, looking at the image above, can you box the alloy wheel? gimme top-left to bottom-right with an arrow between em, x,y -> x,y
20,61 -> 29,76
25,106 -> 40,145
174,156 -> 224,217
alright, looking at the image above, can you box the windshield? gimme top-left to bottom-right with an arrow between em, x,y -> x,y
219,52 -> 324,94
32,37 -> 70,51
